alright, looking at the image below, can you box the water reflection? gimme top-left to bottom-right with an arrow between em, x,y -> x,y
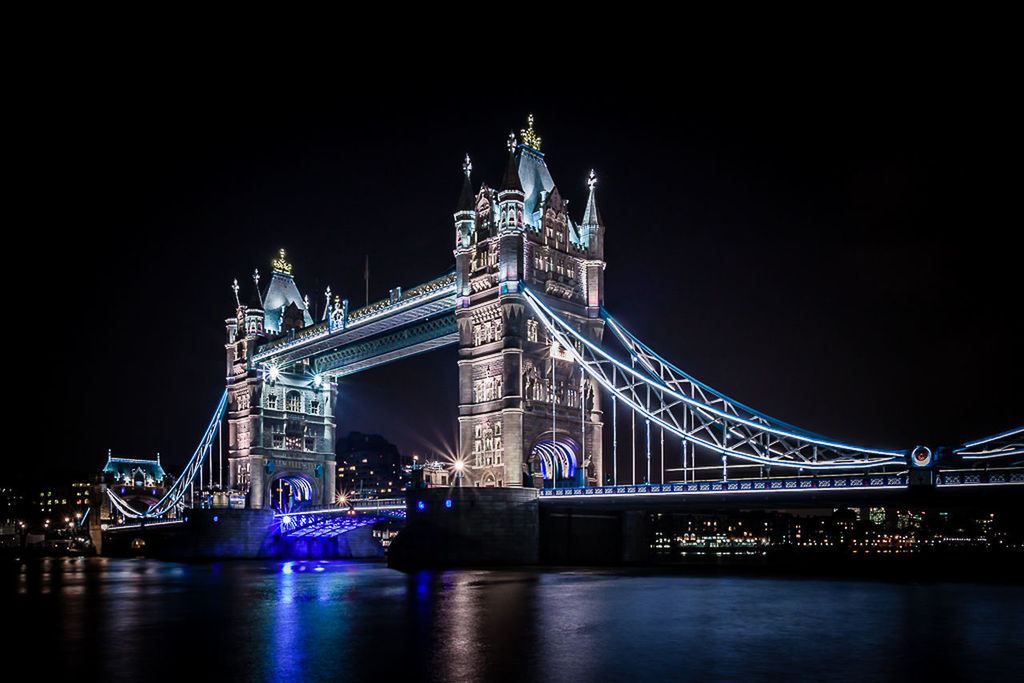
6,559 -> 1023,682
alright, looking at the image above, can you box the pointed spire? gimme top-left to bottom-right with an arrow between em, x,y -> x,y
582,169 -> 603,226
231,279 -> 241,307
456,153 -> 474,212
322,286 -> 332,321
252,268 -> 265,308
246,269 -> 263,310
500,132 -> 523,193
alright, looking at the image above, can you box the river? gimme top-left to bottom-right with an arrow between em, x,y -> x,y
5,558 -> 1022,681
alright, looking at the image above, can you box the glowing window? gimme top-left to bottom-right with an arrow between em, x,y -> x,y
285,391 -> 301,412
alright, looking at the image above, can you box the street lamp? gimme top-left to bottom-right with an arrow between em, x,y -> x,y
453,459 -> 465,487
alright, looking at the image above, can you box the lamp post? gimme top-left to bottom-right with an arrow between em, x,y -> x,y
454,459 -> 465,487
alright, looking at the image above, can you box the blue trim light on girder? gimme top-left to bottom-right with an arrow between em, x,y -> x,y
282,515 -> 292,525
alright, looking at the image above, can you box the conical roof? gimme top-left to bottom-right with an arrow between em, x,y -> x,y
582,171 -> 603,227
500,145 -> 523,194
264,268 -> 313,333
456,155 -> 475,212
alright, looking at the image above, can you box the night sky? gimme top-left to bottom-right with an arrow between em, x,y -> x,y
26,61 -> 1021,485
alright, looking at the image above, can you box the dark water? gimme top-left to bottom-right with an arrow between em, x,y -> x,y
5,558 -> 1023,682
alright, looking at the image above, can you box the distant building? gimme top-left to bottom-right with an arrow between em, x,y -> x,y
336,432 -> 408,499
98,452 -> 174,522
421,461 -> 451,487
1,487 -> 24,525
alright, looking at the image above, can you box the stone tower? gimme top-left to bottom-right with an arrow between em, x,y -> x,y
455,117 -> 606,488
224,250 -> 337,510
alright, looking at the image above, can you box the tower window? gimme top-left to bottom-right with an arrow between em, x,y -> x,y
266,393 -> 278,409
527,320 -> 538,343
286,391 -> 301,412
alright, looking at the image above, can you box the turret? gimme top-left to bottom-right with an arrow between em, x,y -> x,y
580,169 -> 604,260
497,132 -> 525,233
580,170 -> 606,314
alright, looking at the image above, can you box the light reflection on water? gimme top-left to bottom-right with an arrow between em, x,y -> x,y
5,558 -> 1023,682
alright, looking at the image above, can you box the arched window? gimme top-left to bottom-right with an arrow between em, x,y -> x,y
285,391 -> 301,412
309,400 -> 321,416
266,393 -> 278,410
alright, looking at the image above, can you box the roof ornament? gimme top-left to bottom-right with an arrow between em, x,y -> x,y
520,113 -> 541,151
588,169 -> 597,191
323,286 -> 332,320
231,279 -> 241,307
507,131 -> 517,152
272,248 -> 293,275
303,294 -> 311,312
463,154 -> 472,179
253,268 -> 265,308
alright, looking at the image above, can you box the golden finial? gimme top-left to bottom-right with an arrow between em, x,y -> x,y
520,114 -> 541,151
272,248 -> 293,274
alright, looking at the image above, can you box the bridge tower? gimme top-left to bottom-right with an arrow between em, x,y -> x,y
224,251 -> 337,510
455,117 -> 606,488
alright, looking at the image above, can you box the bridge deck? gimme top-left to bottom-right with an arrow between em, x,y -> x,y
252,273 -> 456,373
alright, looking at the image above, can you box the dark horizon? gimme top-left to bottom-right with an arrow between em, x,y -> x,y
23,76 -> 1022,486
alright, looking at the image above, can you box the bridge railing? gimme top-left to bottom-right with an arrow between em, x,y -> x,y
273,498 -> 407,519
538,468 -> 1024,498
935,468 -> 1024,487
538,473 -> 910,497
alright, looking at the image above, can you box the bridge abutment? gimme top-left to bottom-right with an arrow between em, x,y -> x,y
388,487 -> 539,568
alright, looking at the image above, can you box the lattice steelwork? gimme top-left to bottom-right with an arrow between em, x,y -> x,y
953,427 -> 1024,461
521,284 -> 908,472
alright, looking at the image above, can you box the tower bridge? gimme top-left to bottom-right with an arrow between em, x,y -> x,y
93,117 -> 1022,563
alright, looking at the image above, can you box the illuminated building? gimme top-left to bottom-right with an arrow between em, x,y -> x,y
421,460 -> 451,487
96,452 -> 173,523
224,251 -> 338,511
454,116 -> 605,488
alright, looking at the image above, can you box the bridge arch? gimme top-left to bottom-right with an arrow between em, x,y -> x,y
267,472 -> 316,513
527,434 -> 581,488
